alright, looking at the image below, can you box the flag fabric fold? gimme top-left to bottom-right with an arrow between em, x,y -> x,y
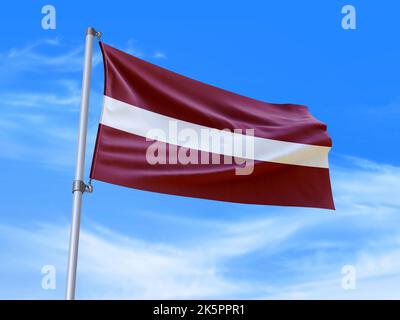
90,42 -> 334,209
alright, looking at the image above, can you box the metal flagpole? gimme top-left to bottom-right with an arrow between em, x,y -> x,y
66,27 -> 100,300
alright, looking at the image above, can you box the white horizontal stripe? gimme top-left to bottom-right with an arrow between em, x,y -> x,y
100,96 -> 330,168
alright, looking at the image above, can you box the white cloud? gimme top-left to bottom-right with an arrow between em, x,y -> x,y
1,157 -> 400,299
123,38 -> 166,60
332,156 -> 400,213
0,37 -> 167,169
152,51 -> 167,59
0,37 -> 166,79
0,78 -> 103,169
0,213 -> 303,299
0,37 -> 399,299
1,38 -> 101,73
0,80 -> 81,109
260,246 -> 400,300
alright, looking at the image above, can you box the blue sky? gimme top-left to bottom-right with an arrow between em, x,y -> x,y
0,0 -> 400,299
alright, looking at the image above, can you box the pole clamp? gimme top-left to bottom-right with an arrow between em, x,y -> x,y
72,179 -> 93,193
86,27 -> 102,40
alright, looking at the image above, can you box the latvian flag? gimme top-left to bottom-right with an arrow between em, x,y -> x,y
90,43 -> 334,209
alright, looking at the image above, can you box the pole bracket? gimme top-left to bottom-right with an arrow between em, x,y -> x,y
86,27 -> 102,40
72,179 -> 93,193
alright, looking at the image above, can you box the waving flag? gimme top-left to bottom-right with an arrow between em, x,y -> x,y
90,42 -> 334,209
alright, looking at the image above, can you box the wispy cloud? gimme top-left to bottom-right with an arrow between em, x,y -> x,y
0,215 -> 301,299
0,80 -> 81,109
0,157 -> 399,299
333,156 -> 400,213
0,37 -> 166,79
0,37 -> 102,74
1,36 -> 399,299
260,245 -> 400,299
0,79 -> 102,169
0,36 -> 166,169
152,51 -> 167,59
124,38 -> 166,60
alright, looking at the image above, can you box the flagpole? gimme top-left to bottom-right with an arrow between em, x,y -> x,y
66,27 -> 100,300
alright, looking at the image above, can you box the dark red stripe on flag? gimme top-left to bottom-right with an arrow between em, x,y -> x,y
90,124 -> 335,209
99,42 -> 331,147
